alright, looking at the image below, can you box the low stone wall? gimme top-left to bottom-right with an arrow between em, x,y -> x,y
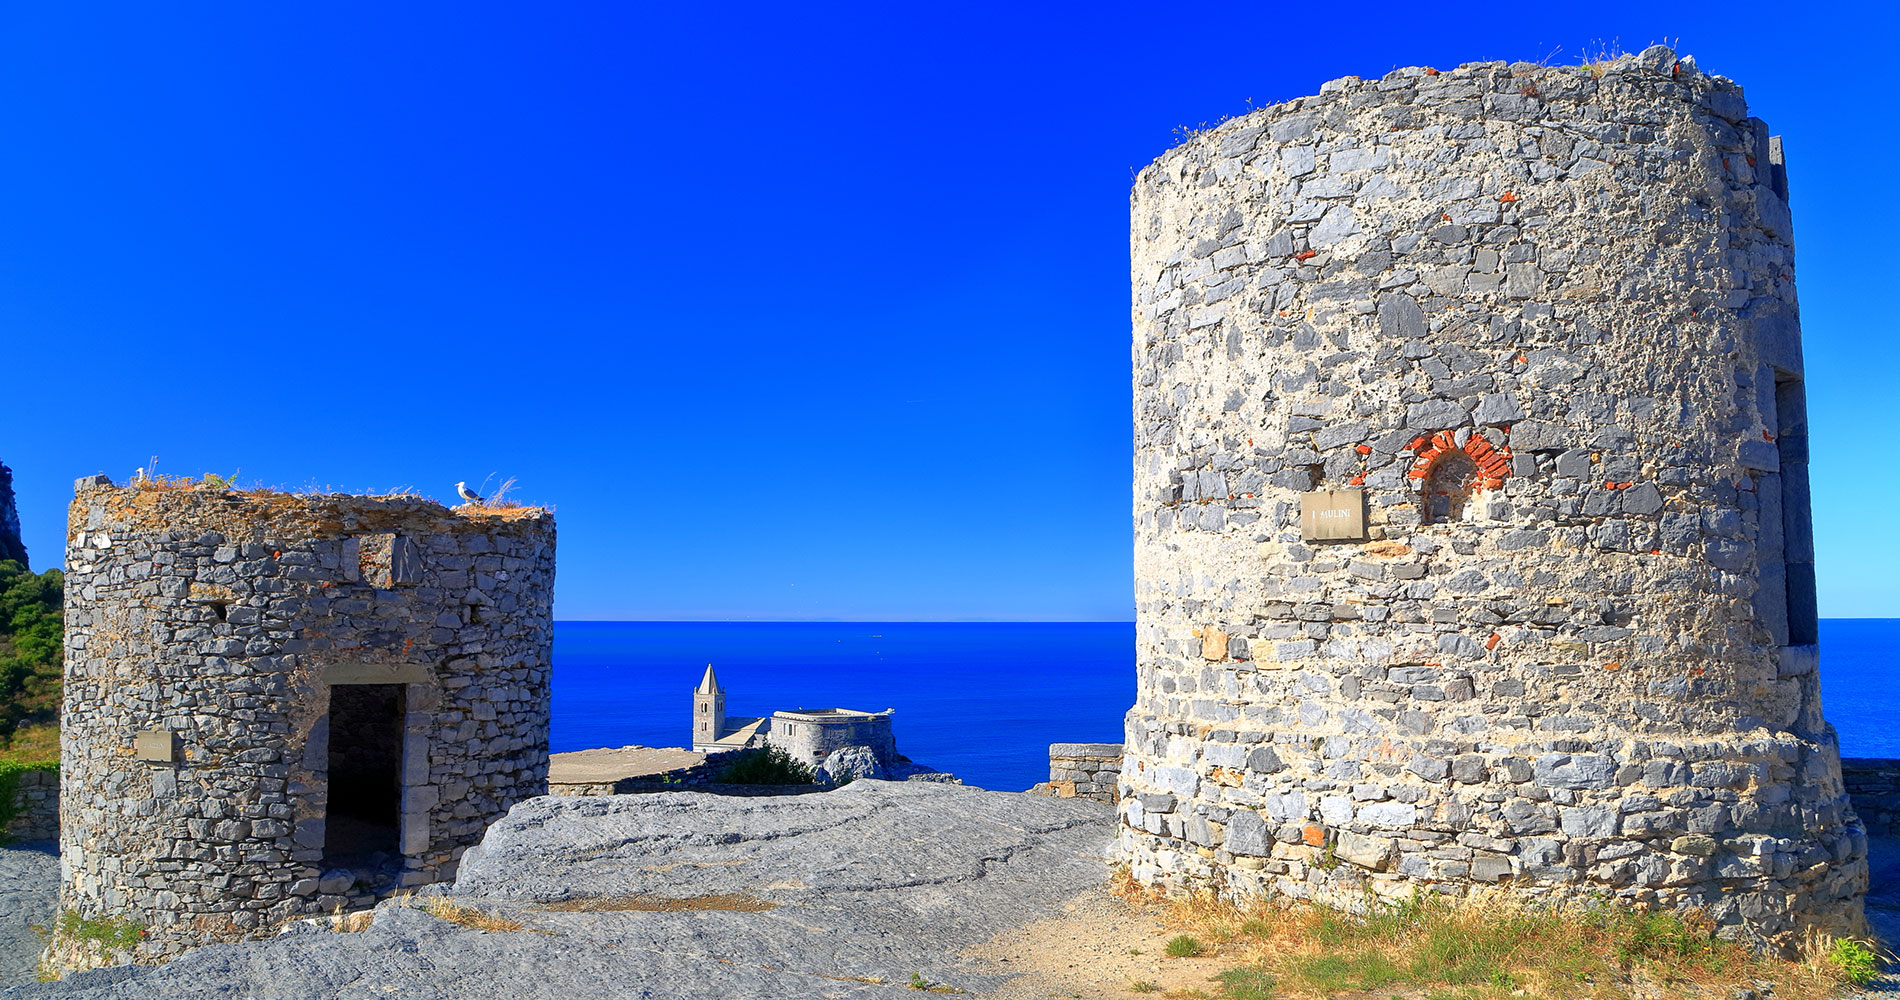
1843,759 -> 1900,836
549,758 -> 719,796
1029,743 -> 1123,803
2,767 -> 57,843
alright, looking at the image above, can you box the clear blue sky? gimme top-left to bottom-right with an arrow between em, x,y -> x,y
2,3 -> 1894,620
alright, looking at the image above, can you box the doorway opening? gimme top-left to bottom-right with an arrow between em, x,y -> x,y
323,683 -> 405,877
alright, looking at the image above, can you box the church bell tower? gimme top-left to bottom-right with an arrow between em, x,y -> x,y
692,663 -> 725,751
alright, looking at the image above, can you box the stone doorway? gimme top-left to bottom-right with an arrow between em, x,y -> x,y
323,683 -> 406,880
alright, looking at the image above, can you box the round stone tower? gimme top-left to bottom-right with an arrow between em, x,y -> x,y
1122,46 -> 1864,952
56,480 -> 555,967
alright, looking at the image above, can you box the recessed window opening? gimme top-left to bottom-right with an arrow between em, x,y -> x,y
1420,451 -> 1479,525
1775,374 -> 1816,645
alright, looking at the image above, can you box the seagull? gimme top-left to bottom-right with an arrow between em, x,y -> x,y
455,481 -> 484,504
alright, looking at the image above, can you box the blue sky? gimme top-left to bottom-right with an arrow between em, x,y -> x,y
2,3 -> 1894,620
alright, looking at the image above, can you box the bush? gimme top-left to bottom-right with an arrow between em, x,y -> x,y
713,746 -> 815,785
1830,938 -> 1878,987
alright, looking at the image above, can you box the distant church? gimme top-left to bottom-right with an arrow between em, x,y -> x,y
690,665 -> 897,769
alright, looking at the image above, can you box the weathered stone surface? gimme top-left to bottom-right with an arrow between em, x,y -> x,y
1125,47 -> 1856,955
0,842 -> 56,988
9,783 -> 1117,999
1334,831 -> 1395,871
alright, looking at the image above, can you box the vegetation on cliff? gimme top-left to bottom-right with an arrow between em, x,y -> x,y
0,558 -> 62,761
714,746 -> 816,785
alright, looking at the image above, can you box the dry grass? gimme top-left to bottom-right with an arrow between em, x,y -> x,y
1111,871 -> 1870,1000
456,475 -> 550,516
408,897 -> 537,934
0,722 -> 58,766
331,909 -> 374,934
126,456 -> 241,492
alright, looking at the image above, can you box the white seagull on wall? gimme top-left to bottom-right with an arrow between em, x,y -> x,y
455,481 -> 484,504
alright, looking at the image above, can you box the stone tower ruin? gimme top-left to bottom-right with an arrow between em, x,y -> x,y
1122,46 -> 1864,952
56,479 -> 555,966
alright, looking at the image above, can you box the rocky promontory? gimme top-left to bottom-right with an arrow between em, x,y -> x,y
4,781 -> 1115,998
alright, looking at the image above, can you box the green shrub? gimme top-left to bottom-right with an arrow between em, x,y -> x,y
713,746 -> 815,785
1830,938 -> 1878,987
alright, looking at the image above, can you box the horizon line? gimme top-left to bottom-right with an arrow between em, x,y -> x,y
553,618 -> 1138,624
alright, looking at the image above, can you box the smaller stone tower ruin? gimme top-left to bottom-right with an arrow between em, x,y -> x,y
55,479 -> 555,968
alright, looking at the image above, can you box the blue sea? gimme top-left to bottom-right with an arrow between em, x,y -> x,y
551,619 -> 1900,792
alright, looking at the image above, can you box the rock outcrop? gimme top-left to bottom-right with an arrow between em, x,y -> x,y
7,781 -> 1114,998
0,462 -> 25,567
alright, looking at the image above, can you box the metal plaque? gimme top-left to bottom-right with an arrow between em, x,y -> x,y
134,728 -> 175,763
1299,489 -> 1367,542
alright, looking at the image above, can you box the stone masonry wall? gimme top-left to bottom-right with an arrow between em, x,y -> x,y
1030,743 -> 1123,802
3,767 -> 58,842
1841,759 -> 1900,837
769,711 -> 897,770
1123,46 -> 1863,954
58,481 -> 555,966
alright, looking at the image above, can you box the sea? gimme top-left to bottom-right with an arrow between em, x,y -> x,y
551,619 -> 1900,793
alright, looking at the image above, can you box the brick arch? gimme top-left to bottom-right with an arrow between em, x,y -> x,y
1406,431 -> 1514,523
1406,430 -> 1514,489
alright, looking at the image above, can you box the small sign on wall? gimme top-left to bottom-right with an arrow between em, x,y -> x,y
134,728 -> 175,763
1300,489 -> 1367,542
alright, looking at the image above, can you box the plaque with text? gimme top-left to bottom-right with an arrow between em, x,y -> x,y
1300,489 -> 1367,542
134,728 -> 175,763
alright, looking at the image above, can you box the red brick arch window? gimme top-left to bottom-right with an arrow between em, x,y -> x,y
1407,431 -> 1513,525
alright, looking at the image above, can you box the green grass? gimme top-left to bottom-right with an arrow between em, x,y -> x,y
56,911 -> 145,951
1165,933 -> 1204,958
1212,967 -> 1275,999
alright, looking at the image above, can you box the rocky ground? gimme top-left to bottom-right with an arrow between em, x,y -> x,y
2,781 -> 1117,998
3,787 -> 1894,999
0,841 -> 55,987
1850,836 -> 1900,997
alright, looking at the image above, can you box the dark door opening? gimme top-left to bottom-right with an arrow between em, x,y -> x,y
323,683 -> 404,872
